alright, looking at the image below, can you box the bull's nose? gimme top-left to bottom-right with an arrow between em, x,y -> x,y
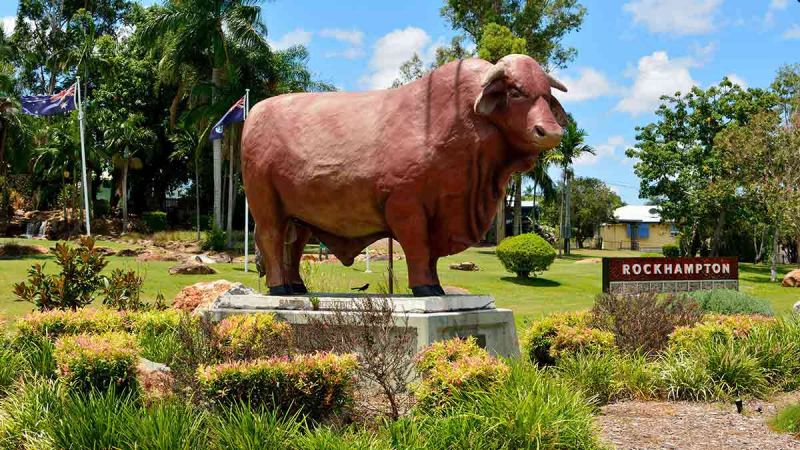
532,124 -> 563,147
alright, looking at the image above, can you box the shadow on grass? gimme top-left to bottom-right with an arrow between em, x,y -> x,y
500,276 -> 561,287
476,250 -> 496,255
0,255 -> 53,261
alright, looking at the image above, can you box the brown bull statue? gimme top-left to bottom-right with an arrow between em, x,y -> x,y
242,54 -> 568,297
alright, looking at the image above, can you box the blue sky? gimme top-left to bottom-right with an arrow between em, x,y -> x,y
2,0 -> 799,204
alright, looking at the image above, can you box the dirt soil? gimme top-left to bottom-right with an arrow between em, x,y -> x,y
598,392 -> 800,450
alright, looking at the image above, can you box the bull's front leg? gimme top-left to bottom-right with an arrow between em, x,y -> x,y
385,195 -> 444,297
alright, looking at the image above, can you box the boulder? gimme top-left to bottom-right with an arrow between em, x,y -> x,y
0,243 -> 49,258
443,285 -> 470,295
449,261 -> 479,271
193,254 -> 217,264
794,301 -> 800,314
168,261 -> 217,275
136,357 -> 174,402
94,247 -> 117,256
781,269 -> 800,287
117,247 -> 146,257
138,250 -> 182,262
172,279 -> 253,313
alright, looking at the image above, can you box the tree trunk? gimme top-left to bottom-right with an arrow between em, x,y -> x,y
513,173 -> 522,235
195,156 -> 201,241
495,199 -> 505,244
771,226 -> 779,282
562,168 -> 571,256
226,139 -> 235,248
688,222 -> 701,257
710,208 -> 726,257
0,118 -> 7,174
122,161 -> 129,233
212,67 -> 223,228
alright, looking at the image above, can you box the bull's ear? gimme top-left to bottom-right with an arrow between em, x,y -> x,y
549,96 -> 569,127
474,79 -> 508,116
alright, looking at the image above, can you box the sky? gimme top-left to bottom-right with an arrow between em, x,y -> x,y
2,0 -> 799,204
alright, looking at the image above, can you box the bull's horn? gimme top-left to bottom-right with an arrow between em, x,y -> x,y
480,61 -> 507,86
547,73 -> 568,92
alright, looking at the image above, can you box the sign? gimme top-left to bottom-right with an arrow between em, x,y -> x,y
602,257 -> 738,294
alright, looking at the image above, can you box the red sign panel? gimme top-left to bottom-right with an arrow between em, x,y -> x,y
605,257 -> 738,282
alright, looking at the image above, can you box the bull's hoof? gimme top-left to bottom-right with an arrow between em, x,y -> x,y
291,283 -> 308,294
269,284 -> 293,295
411,284 -> 446,297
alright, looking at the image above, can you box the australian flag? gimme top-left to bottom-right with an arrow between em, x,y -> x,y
209,96 -> 246,141
21,83 -> 77,116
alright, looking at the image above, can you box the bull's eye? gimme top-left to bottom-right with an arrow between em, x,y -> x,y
509,87 -> 524,99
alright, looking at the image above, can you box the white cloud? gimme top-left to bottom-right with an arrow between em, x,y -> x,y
319,28 -> 364,46
575,136 -> 626,166
360,27 -> 432,90
765,0 -> 789,25
556,67 -> 621,103
269,28 -> 312,51
615,51 -> 698,116
726,73 -> 747,88
623,0 -> 722,35
783,24 -> 800,40
1,16 -> 15,34
319,28 -> 365,60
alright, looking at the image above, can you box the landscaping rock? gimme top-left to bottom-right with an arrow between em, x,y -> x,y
443,285 -> 470,295
116,247 -> 146,257
94,246 -> 117,256
205,251 -> 233,263
0,242 -> 49,258
172,279 -> 252,312
136,357 -> 174,402
449,261 -> 479,271
781,269 -> 800,287
168,261 -> 217,275
193,254 -> 217,264
794,301 -> 800,314
138,249 -> 182,262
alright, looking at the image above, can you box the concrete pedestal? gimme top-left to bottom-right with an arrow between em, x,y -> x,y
199,294 -> 519,358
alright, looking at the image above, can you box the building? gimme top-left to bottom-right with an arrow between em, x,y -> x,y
599,205 -> 677,253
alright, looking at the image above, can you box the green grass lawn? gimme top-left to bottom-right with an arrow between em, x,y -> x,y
1,237 -> 799,327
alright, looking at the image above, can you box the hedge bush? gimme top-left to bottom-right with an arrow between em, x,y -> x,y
54,332 -> 139,393
412,337 -> 509,410
521,311 -> 615,366
16,308 -> 126,342
197,352 -> 358,421
496,233 -> 556,278
215,313 -> 293,360
668,314 -> 775,350
690,289 -> 774,316
662,244 -> 680,257
142,211 -> 168,233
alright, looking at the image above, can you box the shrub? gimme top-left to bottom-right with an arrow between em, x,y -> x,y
658,350 -> 714,401
15,308 -> 126,342
742,321 -> 800,390
613,352 -> 663,400
142,211 -> 168,233
591,293 -> 703,354
662,244 -> 680,257
101,268 -> 146,311
197,352 -> 359,421
129,310 -> 185,364
413,337 -> 509,410
46,388 -> 136,450
0,341 -> 25,395
202,222 -> 227,251
496,233 -> 556,278
521,311 -> 608,366
0,377 -> 65,449
215,313 -> 293,361
94,199 -> 110,217
669,314 -> 775,350
124,400 -> 209,450
549,325 -> 615,360
392,360 -> 603,449
701,340 -> 768,399
13,237 -> 108,311
689,289 -> 774,316
54,332 -> 140,393
770,403 -> 800,436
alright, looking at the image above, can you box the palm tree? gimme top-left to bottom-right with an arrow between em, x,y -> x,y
103,114 -> 156,233
551,118 -> 594,255
141,0 -> 269,229
526,151 -> 559,223
170,119 -> 212,241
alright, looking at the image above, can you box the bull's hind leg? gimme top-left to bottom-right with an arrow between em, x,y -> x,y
248,187 -> 294,295
287,223 -> 312,294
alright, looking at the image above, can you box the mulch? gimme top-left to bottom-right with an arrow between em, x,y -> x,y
598,392 -> 800,450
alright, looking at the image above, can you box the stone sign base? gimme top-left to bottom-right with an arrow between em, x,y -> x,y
198,293 -> 519,358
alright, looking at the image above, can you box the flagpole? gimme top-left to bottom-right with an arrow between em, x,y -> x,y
76,77 -> 91,236
244,89 -> 250,273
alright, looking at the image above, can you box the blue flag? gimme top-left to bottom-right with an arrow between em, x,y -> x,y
21,83 -> 77,116
210,96 -> 246,141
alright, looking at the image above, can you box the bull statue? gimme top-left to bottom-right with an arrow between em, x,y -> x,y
242,54 -> 568,297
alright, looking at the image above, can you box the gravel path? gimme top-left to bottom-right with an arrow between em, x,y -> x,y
597,393 -> 800,450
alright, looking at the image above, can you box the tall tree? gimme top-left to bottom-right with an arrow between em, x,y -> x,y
569,177 -> 623,247
141,0 -> 270,229
626,78 -> 776,256
551,117 -> 593,255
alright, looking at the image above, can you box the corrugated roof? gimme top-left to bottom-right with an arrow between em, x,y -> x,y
613,205 -> 662,223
